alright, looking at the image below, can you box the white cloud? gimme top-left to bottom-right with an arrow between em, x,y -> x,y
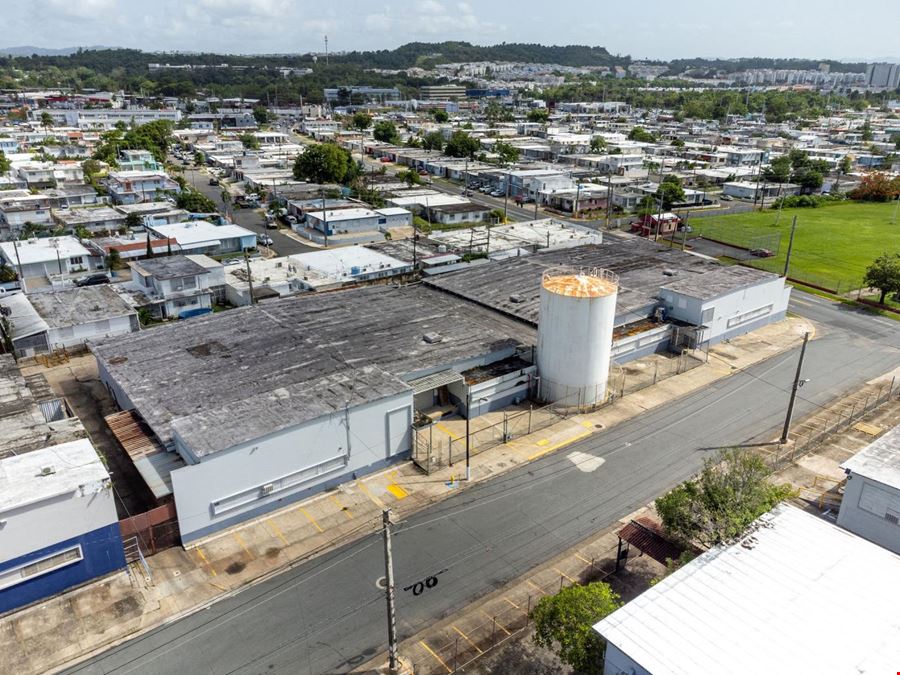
365,13 -> 393,31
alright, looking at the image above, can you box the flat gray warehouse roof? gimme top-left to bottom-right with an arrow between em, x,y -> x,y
92,284 -> 534,447
131,255 -> 209,280
660,265 -> 775,301
424,234 -> 748,325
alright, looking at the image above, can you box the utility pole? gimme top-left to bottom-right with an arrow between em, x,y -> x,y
892,192 -> 900,225
381,510 -> 399,675
321,188 -> 328,248
463,156 -> 469,197
465,390 -> 472,481
780,331 -> 810,445
783,215 -> 798,278
324,35 -> 329,66
503,169 -> 510,222
244,252 -> 255,304
605,171 -> 613,230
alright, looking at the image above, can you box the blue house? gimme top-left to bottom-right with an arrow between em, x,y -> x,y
0,439 -> 125,613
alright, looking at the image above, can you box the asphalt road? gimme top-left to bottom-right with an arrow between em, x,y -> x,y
178,162 -> 315,256
69,292 -> 900,675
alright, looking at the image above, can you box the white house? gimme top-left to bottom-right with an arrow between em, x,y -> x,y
145,221 -> 256,256
0,236 -> 97,282
0,438 -> 125,614
106,171 -> 181,205
0,192 -> 53,235
838,425 -> 900,554
129,255 -> 216,319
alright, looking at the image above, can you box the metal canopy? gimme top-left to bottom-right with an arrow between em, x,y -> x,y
406,370 -> 463,395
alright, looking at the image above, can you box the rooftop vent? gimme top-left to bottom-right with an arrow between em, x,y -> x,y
509,293 -> 525,303
423,332 -> 443,344
662,269 -> 677,276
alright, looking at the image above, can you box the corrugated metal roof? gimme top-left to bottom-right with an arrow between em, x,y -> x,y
406,370 -> 463,395
595,504 -> 900,675
106,409 -> 182,499
617,517 -> 685,566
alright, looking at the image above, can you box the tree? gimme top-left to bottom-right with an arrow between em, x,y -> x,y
671,138 -> 685,148
349,111 -> 372,132
176,189 -> 217,213
81,158 -> 102,179
762,155 -> 792,183
655,449 -> 795,548
0,150 -> 10,174
421,131 -> 445,151
252,106 -> 271,125
372,120 -> 400,144
239,133 -> 260,150
484,99 -> 513,124
106,248 -> 122,271
636,195 -> 659,217
628,126 -> 656,143
397,169 -> 422,188
431,109 -> 449,123
493,141 -> 520,165
839,155 -> 853,175
292,143 -> 358,185
656,175 -> 685,209
863,253 -> 900,304
849,172 -> 900,201
861,120 -> 873,142
145,232 -> 154,258
527,108 -> 550,123
530,582 -> 622,674
40,111 -> 53,129
590,136 -> 607,153
444,130 -> 480,159
124,212 -> 143,229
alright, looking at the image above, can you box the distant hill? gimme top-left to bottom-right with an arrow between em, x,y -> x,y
0,45 -> 112,57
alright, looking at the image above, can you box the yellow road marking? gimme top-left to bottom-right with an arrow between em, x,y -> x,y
233,533 -> 252,558
480,609 -> 511,635
195,547 -> 217,576
300,507 -> 324,532
435,422 -> 461,441
536,439 -> 549,446
528,430 -> 593,461
357,480 -> 386,509
330,494 -> 353,519
452,625 -> 483,654
554,567 -> 577,583
265,518 -> 289,546
525,579 -> 546,594
575,553 -> 592,565
418,640 -> 452,673
386,483 -> 409,500
581,421 -> 595,429
503,597 -> 521,610
390,470 -> 400,480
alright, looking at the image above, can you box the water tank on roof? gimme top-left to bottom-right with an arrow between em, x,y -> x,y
350,266 -> 360,275
536,267 -> 618,407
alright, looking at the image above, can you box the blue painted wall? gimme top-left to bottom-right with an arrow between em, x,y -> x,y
0,523 -> 126,614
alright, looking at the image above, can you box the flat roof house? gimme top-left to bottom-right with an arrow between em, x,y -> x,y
0,285 -> 139,357
106,171 -> 181,205
0,235 -> 98,284
128,255 -> 215,320
145,221 -> 256,255
594,504 -> 900,675
838,425 -> 900,554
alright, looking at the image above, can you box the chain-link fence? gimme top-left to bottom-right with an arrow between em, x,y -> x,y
406,541 -> 622,674
412,351 -> 706,474
764,378 -> 896,470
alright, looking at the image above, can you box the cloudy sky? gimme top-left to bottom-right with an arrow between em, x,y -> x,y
7,0 -> 899,61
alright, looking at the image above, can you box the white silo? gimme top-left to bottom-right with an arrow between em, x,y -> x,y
536,267 -> 619,407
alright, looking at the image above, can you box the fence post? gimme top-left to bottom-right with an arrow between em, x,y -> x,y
590,556 -> 595,575
848,402 -> 856,426
653,360 -> 659,385
525,595 -> 532,625
503,412 -> 509,442
528,404 -> 533,434
491,617 -> 497,646
559,574 -> 564,592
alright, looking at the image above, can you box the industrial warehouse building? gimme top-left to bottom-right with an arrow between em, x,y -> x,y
91,285 -> 533,543
90,235 -> 790,544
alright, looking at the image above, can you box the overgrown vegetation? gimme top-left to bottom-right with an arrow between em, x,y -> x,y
655,449 -> 795,548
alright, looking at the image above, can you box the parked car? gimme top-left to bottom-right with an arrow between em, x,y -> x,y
286,215 -> 298,225
490,190 -> 504,197
75,273 -> 110,287
720,194 -> 733,201
257,234 -> 273,246
208,177 -> 219,186
223,258 -> 242,266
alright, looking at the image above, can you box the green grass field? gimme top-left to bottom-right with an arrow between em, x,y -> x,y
688,201 -> 899,292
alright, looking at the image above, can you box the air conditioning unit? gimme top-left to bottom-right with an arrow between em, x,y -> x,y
260,483 -> 275,496
40,465 -> 56,476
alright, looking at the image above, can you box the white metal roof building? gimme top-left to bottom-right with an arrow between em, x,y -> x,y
838,425 -> 900,554
146,221 -> 256,255
594,504 -> 900,675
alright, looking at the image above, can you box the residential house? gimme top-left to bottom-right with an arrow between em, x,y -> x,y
129,255 -> 215,319
0,236 -> 97,282
145,221 -> 256,256
52,206 -> 127,235
106,171 -> 181,205
0,192 -> 52,236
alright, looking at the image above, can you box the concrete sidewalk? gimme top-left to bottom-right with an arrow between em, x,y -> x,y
0,317 -> 812,675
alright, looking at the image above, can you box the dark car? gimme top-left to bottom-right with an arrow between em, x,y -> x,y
75,273 -> 110,287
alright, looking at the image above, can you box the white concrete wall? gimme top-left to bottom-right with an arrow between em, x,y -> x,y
48,314 -> 136,350
170,392 -> 413,542
0,481 -> 117,563
603,643 -> 652,675
837,474 -> 900,555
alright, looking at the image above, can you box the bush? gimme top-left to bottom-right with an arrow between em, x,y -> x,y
770,193 -> 845,209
